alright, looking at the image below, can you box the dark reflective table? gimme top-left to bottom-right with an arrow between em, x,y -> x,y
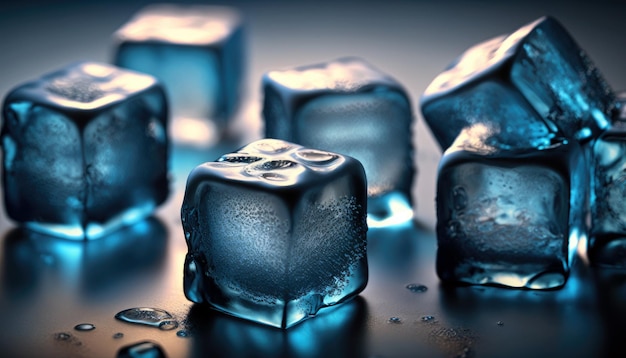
1,1 -> 625,357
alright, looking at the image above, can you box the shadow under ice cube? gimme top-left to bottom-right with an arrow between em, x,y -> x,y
113,4 -> 244,124
262,57 -> 414,227
1,62 -> 169,240
422,16 -> 615,149
437,130 -> 585,289
181,139 -> 368,329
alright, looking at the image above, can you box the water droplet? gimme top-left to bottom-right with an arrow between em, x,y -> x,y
421,315 -> 435,322
54,332 -> 71,341
388,316 -> 402,324
176,330 -> 190,338
260,172 -> 288,181
253,139 -> 291,153
74,323 -> 95,331
406,283 -> 428,293
158,320 -> 179,331
258,160 -> 297,171
115,307 -> 177,329
497,321 -> 504,326
218,154 -> 263,164
117,340 -> 165,358
113,332 -> 124,339
295,149 -> 338,164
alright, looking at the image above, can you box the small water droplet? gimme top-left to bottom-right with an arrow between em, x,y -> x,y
295,149 -> 338,164
421,315 -> 435,322
253,139 -> 292,153
406,283 -> 428,293
113,332 -> 124,339
176,330 -> 190,338
497,320 -> 504,326
117,340 -> 166,358
388,316 -> 402,324
115,307 -> 177,330
54,332 -> 71,341
74,323 -> 95,331
185,231 -> 190,239
158,320 -> 179,331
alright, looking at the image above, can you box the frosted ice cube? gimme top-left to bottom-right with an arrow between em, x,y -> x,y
1,61 -> 169,239
262,57 -> 414,227
422,16 -> 615,149
590,92 -> 626,267
436,129 -> 585,289
113,4 -> 244,124
181,138 -> 368,328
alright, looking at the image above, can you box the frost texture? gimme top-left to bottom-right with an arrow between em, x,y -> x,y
181,139 -> 367,328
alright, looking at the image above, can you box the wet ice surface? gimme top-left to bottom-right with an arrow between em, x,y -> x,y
262,57 -> 414,226
114,4 -> 244,123
1,61 -> 169,239
590,92 -> 626,267
422,16 -> 615,148
181,139 -> 368,328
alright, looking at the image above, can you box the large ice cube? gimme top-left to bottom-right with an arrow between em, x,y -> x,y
1,61 -> 169,240
113,4 -> 244,125
436,127 -> 585,289
422,16 -> 615,149
181,138 -> 368,329
590,92 -> 626,267
262,57 -> 414,227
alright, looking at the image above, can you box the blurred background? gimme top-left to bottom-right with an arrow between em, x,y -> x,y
0,0 -> 625,357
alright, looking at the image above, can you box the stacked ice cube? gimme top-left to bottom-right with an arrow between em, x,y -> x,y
1,62 -> 169,240
421,16 -> 619,287
262,57 -> 415,227
181,139 -> 368,329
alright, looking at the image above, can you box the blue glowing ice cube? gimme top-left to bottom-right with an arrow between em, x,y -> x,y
436,127 -> 585,289
181,138 -> 368,329
1,61 -> 169,240
113,4 -> 244,124
422,16 -> 615,149
590,92 -> 626,267
262,57 -> 414,227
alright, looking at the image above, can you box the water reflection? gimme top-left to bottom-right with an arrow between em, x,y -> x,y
438,259 -> 602,358
1,216 -> 167,304
592,268 -> 626,357
185,297 -> 367,357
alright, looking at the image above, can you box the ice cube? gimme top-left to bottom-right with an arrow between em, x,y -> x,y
262,57 -> 414,227
1,61 -> 169,240
436,128 -> 585,289
422,16 -> 615,149
181,138 -> 368,329
113,4 -> 244,125
590,92 -> 626,267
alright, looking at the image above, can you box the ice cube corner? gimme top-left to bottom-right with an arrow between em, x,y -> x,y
181,138 -> 368,329
1,61 -> 169,240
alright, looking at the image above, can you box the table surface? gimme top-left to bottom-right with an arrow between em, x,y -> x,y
1,1 -> 626,357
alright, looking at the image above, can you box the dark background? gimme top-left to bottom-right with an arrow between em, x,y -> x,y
1,1 -> 625,357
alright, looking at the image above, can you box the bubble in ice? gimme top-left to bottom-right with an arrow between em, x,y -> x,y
115,307 -> 177,329
74,323 -> 95,331
406,283 -> 428,293
117,341 -> 166,358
